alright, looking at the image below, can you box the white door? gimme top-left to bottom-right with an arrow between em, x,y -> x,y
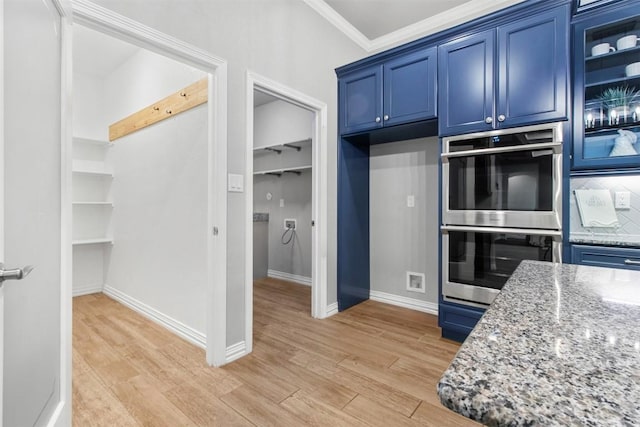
2,0 -> 67,425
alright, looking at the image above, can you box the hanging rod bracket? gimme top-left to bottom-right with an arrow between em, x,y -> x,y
283,143 -> 301,151
264,147 -> 282,154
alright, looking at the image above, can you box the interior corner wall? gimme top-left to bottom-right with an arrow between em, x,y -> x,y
88,0 -> 368,347
73,72 -> 108,141
103,49 -> 209,334
369,137 -> 440,306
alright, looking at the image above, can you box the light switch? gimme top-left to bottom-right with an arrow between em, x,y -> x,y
280,198 -> 285,207
228,173 -> 244,193
407,195 -> 415,208
615,191 -> 631,209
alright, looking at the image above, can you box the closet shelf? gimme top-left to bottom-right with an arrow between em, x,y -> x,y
253,138 -> 311,153
72,136 -> 112,147
254,165 -> 311,176
72,237 -> 114,246
72,169 -> 114,177
72,201 -> 114,206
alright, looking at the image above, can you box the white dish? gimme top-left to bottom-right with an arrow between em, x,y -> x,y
626,62 -> 640,77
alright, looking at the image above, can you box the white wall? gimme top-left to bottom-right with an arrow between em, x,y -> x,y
370,137 -> 440,307
254,99 -> 313,149
88,0 -> 367,346
103,49 -> 209,334
73,73 -> 108,140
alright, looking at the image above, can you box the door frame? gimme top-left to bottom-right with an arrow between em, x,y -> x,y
244,71 -> 329,356
67,0 -> 229,371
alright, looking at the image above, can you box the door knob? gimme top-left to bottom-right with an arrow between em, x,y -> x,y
485,117 -> 493,124
383,115 -> 389,121
375,117 -> 381,123
498,114 -> 506,122
0,263 -> 34,283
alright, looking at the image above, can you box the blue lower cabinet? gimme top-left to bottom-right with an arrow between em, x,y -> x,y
439,303 -> 485,342
571,245 -> 640,270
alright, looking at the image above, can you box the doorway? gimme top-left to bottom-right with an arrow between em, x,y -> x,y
66,3 -> 228,370
244,72 -> 329,356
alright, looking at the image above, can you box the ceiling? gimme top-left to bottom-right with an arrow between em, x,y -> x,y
324,0 -> 471,40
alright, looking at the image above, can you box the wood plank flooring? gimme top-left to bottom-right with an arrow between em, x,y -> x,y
73,278 -> 479,426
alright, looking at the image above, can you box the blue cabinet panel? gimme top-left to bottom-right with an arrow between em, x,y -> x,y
339,66 -> 383,135
438,31 -> 494,136
497,7 -> 568,127
384,47 -> 437,127
438,4 -> 569,136
439,303 -> 485,342
337,139 -> 370,311
571,245 -> 640,270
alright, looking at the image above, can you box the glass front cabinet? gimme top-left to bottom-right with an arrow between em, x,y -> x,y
573,1 -> 640,170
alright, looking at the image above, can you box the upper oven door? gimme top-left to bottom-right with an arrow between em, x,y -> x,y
442,123 -> 563,230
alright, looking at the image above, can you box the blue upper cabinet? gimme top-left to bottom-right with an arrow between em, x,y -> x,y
439,5 -> 570,136
438,30 -> 495,135
572,1 -> 640,171
339,47 -> 437,135
339,66 -> 383,135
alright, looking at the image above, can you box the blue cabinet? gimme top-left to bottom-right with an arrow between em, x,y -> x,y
572,2 -> 640,171
439,302 -> 485,342
438,5 -> 569,136
571,244 -> 640,270
339,47 -> 437,135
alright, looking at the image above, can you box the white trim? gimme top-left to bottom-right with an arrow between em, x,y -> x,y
0,0 -> 5,423
103,286 -> 207,349
303,0 -> 527,53
267,270 -> 312,287
369,291 -> 438,315
225,341 -> 247,364
246,71 -> 330,360
326,302 -> 338,317
69,1 -> 228,367
72,284 -> 103,297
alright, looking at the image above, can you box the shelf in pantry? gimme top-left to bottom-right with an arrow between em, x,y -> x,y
73,136 -> 112,147
253,138 -> 311,153
72,201 -> 114,206
72,237 -> 114,246
254,165 -> 312,176
72,169 -> 114,177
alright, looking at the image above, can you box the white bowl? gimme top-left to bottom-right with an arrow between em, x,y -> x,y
626,62 -> 640,77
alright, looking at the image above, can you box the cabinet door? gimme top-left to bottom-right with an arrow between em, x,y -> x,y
383,47 -> 437,127
497,5 -> 569,128
572,245 -> 640,271
339,65 -> 383,135
438,30 -> 495,136
572,3 -> 640,171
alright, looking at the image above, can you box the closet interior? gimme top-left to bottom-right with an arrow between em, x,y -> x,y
252,92 -> 314,297
72,25 -> 210,343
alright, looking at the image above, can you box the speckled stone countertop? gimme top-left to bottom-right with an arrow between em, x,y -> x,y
570,232 -> 640,248
438,260 -> 640,426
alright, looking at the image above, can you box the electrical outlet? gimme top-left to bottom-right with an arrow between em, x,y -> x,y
284,219 -> 296,230
407,195 -> 415,208
615,191 -> 631,209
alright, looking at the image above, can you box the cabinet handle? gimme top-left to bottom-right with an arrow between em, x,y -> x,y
375,117 -> 381,123
384,115 -> 389,121
498,114 -> 506,122
485,117 -> 493,124
624,259 -> 640,266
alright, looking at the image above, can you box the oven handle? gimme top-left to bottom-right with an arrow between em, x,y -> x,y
441,141 -> 562,159
441,225 -> 562,237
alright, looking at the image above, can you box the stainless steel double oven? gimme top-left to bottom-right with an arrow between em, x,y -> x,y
441,122 -> 563,308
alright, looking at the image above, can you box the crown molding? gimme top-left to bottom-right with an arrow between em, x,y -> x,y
304,0 -> 528,53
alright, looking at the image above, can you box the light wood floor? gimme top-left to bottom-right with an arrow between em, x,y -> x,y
73,278 -> 479,426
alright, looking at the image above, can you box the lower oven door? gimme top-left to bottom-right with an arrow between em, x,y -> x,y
442,225 -> 562,308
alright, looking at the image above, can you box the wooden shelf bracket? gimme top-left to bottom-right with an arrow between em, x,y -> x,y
109,77 -> 208,142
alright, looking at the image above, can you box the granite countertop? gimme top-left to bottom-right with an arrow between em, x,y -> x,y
438,260 -> 640,426
570,232 -> 640,248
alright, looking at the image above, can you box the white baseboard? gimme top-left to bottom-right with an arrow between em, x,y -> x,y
326,302 -> 338,317
103,285 -> 206,349
267,269 -> 312,286
369,290 -> 438,315
72,283 -> 103,297
225,341 -> 247,363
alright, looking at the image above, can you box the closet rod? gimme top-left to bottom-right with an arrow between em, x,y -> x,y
109,77 -> 208,142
